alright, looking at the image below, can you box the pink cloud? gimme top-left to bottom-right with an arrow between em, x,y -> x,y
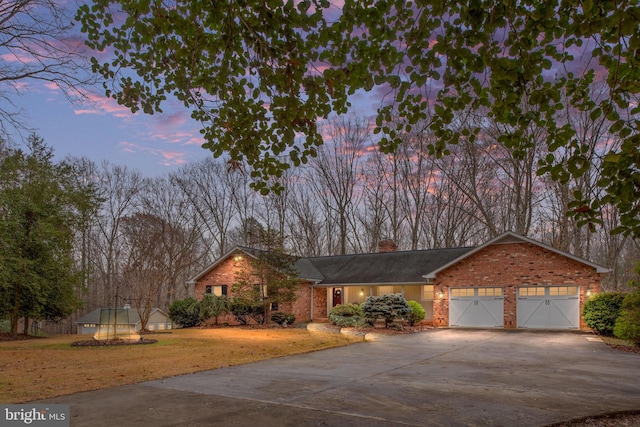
185,136 -> 205,146
117,141 -> 189,166
119,141 -> 137,153
0,52 -> 37,64
74,92 -> 131,118
160,151 -> 188,166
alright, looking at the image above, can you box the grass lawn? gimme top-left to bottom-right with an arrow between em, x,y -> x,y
0,327 -> 362,403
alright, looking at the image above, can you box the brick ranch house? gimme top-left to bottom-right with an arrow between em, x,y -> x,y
188,231 -> 609,330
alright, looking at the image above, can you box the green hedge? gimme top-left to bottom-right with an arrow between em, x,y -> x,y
614,291 -> 640,346
582,292 -> 626,336
406,300 -> 426,326
168,297 -> 201,328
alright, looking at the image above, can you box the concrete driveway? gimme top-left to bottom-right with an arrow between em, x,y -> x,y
42,329 -> 640,426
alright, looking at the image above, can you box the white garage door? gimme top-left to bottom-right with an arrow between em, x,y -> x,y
450,287 -> 504,328
517,286 -> 579,329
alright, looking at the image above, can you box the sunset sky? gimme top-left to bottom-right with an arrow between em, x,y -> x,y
13,75 -> 381,178
13,78 -> 211,177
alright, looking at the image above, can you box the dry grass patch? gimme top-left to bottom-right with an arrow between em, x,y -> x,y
0,327 -> 362,403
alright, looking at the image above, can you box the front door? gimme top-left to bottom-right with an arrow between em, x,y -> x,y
332,288 -> 343,307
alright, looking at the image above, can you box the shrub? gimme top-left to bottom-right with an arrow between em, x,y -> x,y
230,300 -> 252,325
329,304 -> 365,327
168,297 -> 201,328
248,304 -> 266,325
406,300 -> 426,326
582,292 -> 626,336
230,299 -> 265,325
200,294 -> 230,325
614,291 -> 640,346
361,294 -> 412,328
271,312 -> 296,325
330,303 -> 362,317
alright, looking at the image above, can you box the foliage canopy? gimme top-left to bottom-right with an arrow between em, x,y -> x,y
77,0 -> 640,236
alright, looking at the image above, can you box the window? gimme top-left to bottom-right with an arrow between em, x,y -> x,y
519,287 -> 545,297
478,288 -> 502,297
450,288 -> 475,297
549,286 -> 578,296
205,285 -> 228,296
422,285 -> 434,300
378,286 -> 394,295
267,286 -> 277,310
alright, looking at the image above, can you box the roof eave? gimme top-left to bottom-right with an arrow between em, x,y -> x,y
186,246 -> 258,284
312,281 -> 427,287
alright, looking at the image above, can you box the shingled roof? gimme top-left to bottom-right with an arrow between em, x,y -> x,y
187,232 -> 609,288
296,247 -> 474,285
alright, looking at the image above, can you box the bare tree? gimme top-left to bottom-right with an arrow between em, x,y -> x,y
309,115 -> 368,255
256,171 -> 292,246
479,119 -> 545,236
538,83 -> 620,259
120,213 -> 167,331
171,158 -> 239,258
420,167 -> 486,248
140,176 -> 205,307
394,124 -> 438,250
434,136 -> 501,237
88,162 -> 145,310
286,180 -> 326,256
359,149 -> 394,251
0,0 -> 95,134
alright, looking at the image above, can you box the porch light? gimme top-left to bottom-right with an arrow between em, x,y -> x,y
359,288 -> 364,296
438,290 -> 444,298
586,288 -> 591,297
234,255 -> 243,262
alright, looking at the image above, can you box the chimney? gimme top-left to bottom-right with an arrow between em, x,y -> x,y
378,239 -> 397,253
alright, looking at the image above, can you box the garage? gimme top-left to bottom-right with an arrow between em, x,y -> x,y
449,287 -> 504,328
517,286 -> 579,329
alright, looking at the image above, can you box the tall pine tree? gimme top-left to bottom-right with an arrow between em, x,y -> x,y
0,135 -> 98,335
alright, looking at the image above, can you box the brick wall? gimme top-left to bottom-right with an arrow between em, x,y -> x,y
432,242 -> 602,329
312,287 -> 328,319
194,254 -> 313,325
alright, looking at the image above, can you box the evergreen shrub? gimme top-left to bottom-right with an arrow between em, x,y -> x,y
614,291 -> 640,346
406,300 -> 426,326
361,294 -> 411,328
329,303 -> 365,327
168,297 -> 201,328
582,292 -> 626,336
271,312 -> 296,325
